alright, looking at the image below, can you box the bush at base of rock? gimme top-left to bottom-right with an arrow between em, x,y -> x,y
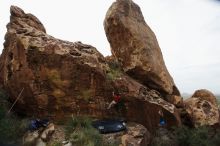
150,126 -> 220,146
150,128 -> 177,146
69,128 -> 102,146
0,89 -> 8,100
65,117 -> 102,146
64,116 -> 93,137
174,126 -> 211,146
0,89 -> 28,145
0,117 -> 27,144
64,116 -> 119,146
47,141 -> 62,146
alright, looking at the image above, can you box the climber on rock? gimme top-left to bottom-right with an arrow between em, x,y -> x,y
107,91 -> 121,110
158,110 -> 166,127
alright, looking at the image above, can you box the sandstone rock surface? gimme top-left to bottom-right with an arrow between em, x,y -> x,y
103,123 -> 150,146
167,95 -> 183,108
41,123 -> 55,141
0,5 -> 109,118
104,0 -> 179,97
0,6 -> 181,133
23,123 -> 54,146
192,89 -> 218,106
184,90 -> 219,127
112,75 -> 181,132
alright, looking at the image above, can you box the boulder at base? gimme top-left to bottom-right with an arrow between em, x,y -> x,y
192,89 -> 218,106
184,89 -> 219,127
103,123 -> 150,146
104,0 -> 180,98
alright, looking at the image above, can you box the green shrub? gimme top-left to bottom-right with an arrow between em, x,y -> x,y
151,138 -> 175,146
173,126 -> 192,146
106,60 -> 122,81
0,89 -> 9,119
108,60 -> 121,70
69,128 -> 102,146
64,116 -> 119,146
0,89 -> 28,145
47,141 -> 62,146
65,116 -> 92,138
0,106 -> 6,120
65,116 -> 102,146
0,89 -> 8,100
150,128 -> 176,146
191,127 -> 210,146
0,116 -> 28,144
151,139 -> 174,146
65,116 -> 78,138
78,89 -> 93,101
210,129 -> 220,146
151,126 -> 220,146
107,68 -> 122,81
173,126 -> 211,146
105,142 -> 120,146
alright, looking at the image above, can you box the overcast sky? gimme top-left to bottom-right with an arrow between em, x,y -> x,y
0,0 -> 220,94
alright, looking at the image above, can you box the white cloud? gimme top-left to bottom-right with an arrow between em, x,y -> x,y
0,0 -> 220,94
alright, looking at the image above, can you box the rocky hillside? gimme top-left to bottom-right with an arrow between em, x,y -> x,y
0,4 -> 182,134
0,1 -> 219,144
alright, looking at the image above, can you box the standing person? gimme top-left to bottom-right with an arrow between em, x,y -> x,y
159,110 -> 166,127
107,91 -> 121,109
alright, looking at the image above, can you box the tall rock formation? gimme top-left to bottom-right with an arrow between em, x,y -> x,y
0,6 -> 181,133
104,0 -> 180,98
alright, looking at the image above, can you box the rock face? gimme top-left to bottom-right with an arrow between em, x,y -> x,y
104,0 -> 179,97
0,5 -> 110,118
184,89 -> 219,127
113,75 -> 181,132
167,95 -> 183,108
0,6 -> 181,133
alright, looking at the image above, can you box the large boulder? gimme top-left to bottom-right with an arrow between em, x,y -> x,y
0,6 -> 110,118
184,89 -> 219,127
121,123 -> 150,146
112,75 -> 181,132
103,123 -> 151,146
0,6 -> 181,133
23,123 -> 55,146
192,89 -> 218,106
104,0 -> 179,97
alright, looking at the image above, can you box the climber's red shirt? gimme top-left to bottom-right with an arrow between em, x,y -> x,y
113,95 -> 121,103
